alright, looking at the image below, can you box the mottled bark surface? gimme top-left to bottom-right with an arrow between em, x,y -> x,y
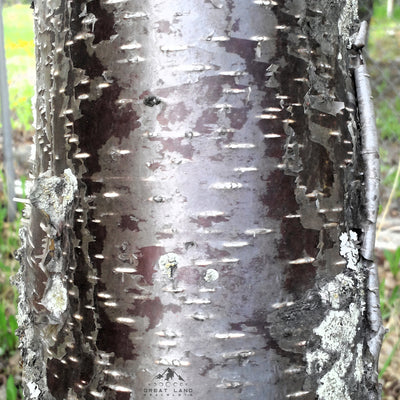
15,1 -> 383,399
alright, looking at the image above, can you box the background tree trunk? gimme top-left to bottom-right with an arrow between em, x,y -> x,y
16,1 -> 384,399
358,0 -> 374,22
387,0 -> 394,18
0,1 -> 16,221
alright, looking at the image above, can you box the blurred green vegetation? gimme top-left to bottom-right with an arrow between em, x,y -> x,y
369,2 -> 400,137
0,186 -> 22,399
3,4 -> 34,135
1,6 -> 32,398
368,2 -> 400,209
369,1 -> 400,392
380,247 -> 400,323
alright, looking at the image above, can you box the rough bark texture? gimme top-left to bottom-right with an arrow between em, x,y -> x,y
15,1 -> 383,399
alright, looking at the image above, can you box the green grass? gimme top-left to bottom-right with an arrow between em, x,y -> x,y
382,168 -> 400,200
369,4 -> 400,62
375,98 -> 400,141
0,171 -> 22,398
379,248 -> 400,382
370,3 -> 400,386
368,3 -> 400,204
3,4 -> 34,134
6,375 -> 18,400
0,6 -> 32,399
379,337 -> 400,379
0,198 -> 22,399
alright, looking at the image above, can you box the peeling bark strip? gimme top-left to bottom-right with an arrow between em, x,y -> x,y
352,23 -> 386,391
16,1 -> 383,399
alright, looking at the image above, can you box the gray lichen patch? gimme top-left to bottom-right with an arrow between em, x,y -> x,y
15,168 -> 78,398
158,253 -> 180,278
41,275 -> 68,322
354,343 -> 363,383
338,0 -> 358,45
307,305 -> 361,400
339,231 -> 359,270
314,304 -> 360,353
319,273 -> 355,309
317,364 -> 351,400
306,350 -> 330,374
29,168 -> 78,234
204,268 -> 219,282
306,231 -> 365,400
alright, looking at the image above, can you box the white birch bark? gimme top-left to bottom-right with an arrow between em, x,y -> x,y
15,1 -> 383,399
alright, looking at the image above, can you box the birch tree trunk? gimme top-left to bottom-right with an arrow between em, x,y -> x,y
387,0 -> 394,18
15,1 -> 384,399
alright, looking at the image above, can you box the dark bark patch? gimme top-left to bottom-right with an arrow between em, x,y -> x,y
119,215 -> 142,232
278,53 -> 308,104
232,18 -> 240,32
88,220 -> 106,256
74,248 -> 97,317
32,270 -> 47,312
74,82 -> 140,175
76,351 -> 94,388
115,392 -> 130,400
136,246 -> 164,284
258,118 -> 285,136
221,38 -> 268,90
70,42 -> 104,80
262,136 -> 285,159
70,2 -> 140,173
157,101 -> 191,126
226,107 -> 249,130
82,179 -> 103,196
300,141 -> 334,196
284,263 -> 316,299
204,244 -> 231,259
97,307 -> 137,360
158,138 -> 194,160
262,169 -> 298,218
176,267 -> 200,285
231,318 -> 305,363
310,112 -> 338,129
47,345 -> 96,398
267,292 -> 325,354
47,358 -> 70,400
130,297 -> 163,330
194,108 -> 219,134
74,77 -> 90,99
278,217 -> 319,259
87,0 -> 116,45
